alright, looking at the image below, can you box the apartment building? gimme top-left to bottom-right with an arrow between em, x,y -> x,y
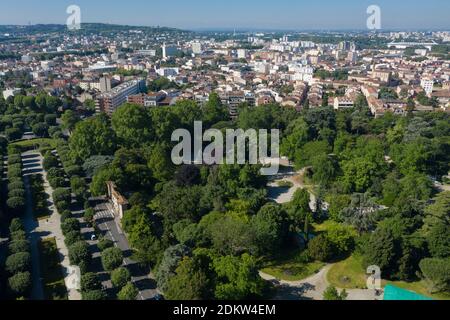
96,79 -> 145,115
127,92 -> 167,107
421,78 -> 434,96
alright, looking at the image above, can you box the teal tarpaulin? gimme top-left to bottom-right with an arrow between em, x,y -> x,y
383,285 -> 433,300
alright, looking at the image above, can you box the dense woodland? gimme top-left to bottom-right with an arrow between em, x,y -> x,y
1,92 -> 449,299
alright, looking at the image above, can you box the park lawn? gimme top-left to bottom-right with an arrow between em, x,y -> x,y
261,250 -> 325,282
327,254 -> 367,289
38,238 -> 68,300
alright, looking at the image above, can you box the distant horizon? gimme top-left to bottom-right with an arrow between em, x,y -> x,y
0,0 -> 449,31
0,22 -> 449,34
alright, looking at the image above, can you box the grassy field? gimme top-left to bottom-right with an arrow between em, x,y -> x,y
38,238 -> 68,300
261,250 -> 325,282
327,254 -> 367,289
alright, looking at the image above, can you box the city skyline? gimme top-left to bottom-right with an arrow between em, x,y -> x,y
0,0 -> 449,31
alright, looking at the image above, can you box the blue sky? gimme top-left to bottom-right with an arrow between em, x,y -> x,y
0,0 -> 449,30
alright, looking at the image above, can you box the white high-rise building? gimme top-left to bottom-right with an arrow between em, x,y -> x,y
192,42 -> 203,54
162,43 -> 178,59
421,79 -> 434,96
21,55 -> 32,64
237,49 -> 248,59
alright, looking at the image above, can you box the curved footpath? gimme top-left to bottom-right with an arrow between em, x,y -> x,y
259,265 -> 378,300
264,166 -> 376,300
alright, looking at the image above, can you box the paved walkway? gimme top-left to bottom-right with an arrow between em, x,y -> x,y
22,151 -> 81,300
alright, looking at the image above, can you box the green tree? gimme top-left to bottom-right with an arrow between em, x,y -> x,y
286,189 -> 311,232
68,241 -> 91,271
5,252 -> 31,274
101,247 -> 124,272
323,286 -> 348,300
307,234 -> 335,262
61,110 -> 80,133
9,218 -> 24,233
8,272 -> 31,296
419,258 -> 450,293
423,192 -> 450,234
69,113 -> 117,161
111,103 -> 153,147
117,283 -> 139,300
203,92 -> 229,126
111,267 -> 131,289
363,227 -> 398,277
165,256 -> 212,300
213,253 -> 265,300
155,245 -> 191,293
82,290 -> 107,300
427,223 -> 450,258
251,203 -> 289,256
8,240 -> 30,255
340,194 -> 379,233
80,272 -> 102,292
147,143 -> 175,182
